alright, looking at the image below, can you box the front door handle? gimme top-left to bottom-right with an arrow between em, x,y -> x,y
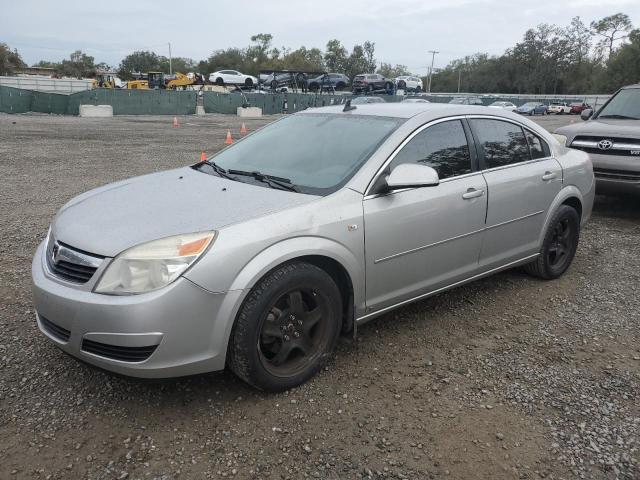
542,171 -> 558,181
462,188 -> 485,200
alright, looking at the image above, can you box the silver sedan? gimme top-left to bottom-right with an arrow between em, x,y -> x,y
32,104 -> 595,391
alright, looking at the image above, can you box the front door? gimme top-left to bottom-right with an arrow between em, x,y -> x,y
364,119 -> 488,312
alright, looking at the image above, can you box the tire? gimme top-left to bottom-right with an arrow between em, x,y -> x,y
524,205 -> 580,280
227,262 -> 343,392
244,78 -> 253,87
215,77 -> 224,86
415,85 -> 422,92
397,80 -> 406,90
367,84 -> 374,93
384,81 -> 394,94
271,80 -> 278,90
335,82 -> 346,91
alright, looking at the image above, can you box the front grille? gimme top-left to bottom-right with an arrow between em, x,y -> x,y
81,339 -> 158,362
40,315 -> 70,342
571,136 -> 640,157
594,168 -> 640,182
47,256 -> 98,283
46,240 -> 103,284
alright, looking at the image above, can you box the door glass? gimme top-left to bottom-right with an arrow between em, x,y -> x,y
470,119 -> 530,168
390,120 -> 472,179
524,130 -> 548,159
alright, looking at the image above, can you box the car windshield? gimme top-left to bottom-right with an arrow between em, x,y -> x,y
596,88 -> 640,120
202,113 -> 402,195
449,98 -> 466,104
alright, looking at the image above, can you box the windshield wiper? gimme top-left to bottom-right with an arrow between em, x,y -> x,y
598,114 -> 639,120
228,169 -> 299,192
204,161 -> 238,180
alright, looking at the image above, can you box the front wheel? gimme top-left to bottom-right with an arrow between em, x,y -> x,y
227,262 -> 343,391
524,205 -> 580,280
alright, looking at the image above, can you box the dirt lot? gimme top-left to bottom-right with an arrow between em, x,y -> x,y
0,112 -> 638,480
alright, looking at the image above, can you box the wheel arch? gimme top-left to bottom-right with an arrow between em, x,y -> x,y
538,185 -> 585,247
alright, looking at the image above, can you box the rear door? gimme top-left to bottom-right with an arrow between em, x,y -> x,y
363,119 -> 487,311
468,117 -> 562,271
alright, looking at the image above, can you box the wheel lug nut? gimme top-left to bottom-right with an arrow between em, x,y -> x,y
294,331 -> 300,338
290,314 -> 295,320
297,320 -> 303,326
284,335 -> 290,341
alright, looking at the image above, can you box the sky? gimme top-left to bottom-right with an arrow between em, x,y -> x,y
2,0 -> 639,75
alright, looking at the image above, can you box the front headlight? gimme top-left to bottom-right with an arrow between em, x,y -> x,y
94,232 -> 216,295
552,133 -> 568,146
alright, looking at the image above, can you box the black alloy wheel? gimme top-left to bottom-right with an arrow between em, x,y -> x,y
227,262 -> 342,391
258,288 -> 330,377
524,205 -> 580,279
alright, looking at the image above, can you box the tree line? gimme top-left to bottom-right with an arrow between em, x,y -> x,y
0,12 -> 637,94
431,14 -> 639,94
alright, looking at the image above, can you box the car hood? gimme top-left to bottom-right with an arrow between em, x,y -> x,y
52,167 -> 319,257
555,118 -> 640,138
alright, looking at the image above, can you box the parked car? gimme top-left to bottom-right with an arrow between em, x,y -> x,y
260,71 -> 309,92
488,101 -> 517,111
395,76 -> 423,92
351,96 -> 385,104
570,102 -> 592,114
449,96 -> 483,106
548,102 -> 572,115
308,73 -> 350,91
402,98 -> 430,103
208,70 -> 258,87
352,73 -> 394,94
516,102 -> 548,116
33,103 -> 594,391
554,84 -> 640,195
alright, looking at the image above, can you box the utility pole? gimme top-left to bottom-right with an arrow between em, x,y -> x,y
457,69 -> 462,93
427,50 -> 439,94
168,42 -> 172,75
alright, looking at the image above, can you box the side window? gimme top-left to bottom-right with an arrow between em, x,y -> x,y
524,130 -> 548,159
470,119 -> 530,168
390,120 -> 472,179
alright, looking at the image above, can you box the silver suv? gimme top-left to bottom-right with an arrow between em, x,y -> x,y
32,104 -> 594,391
554,84 -> 640,195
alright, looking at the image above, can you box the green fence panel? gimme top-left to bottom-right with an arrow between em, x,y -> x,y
0,85 -> 34,113
67,89 -> 196,115
30,91 -> 69,114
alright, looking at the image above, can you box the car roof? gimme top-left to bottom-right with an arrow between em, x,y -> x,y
301,102 -> 522,119
621,84 -> 640,89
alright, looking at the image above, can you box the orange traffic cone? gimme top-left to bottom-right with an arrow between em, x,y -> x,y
173,116 -> 179,128
240,123 -> 247,135
200,151 -> 206,162
225,130 -> 233,145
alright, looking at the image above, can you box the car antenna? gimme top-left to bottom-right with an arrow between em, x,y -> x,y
343,99 -> 356,112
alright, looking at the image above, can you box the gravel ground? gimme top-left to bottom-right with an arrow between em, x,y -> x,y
0,112 -> 638,480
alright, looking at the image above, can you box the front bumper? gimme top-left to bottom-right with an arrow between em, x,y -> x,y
31,241 -> 244,378
588,152 -> 640,195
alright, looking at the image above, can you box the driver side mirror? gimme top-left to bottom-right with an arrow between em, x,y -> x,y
386,163 -> 440,190
581,109 -> 593,121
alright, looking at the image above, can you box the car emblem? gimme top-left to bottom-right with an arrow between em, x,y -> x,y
51,243 -> 61,264
597,139 -> 613,150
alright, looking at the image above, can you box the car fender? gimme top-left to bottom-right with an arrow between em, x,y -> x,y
537,185 -> 586,247
211,236 -> 364,362
228,235 -> 363,301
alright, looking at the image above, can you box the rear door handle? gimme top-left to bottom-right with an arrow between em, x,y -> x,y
462,188 -> 485,200
542,171 -> 558,181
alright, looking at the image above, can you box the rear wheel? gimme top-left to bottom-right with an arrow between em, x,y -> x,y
215,77 -> 224,86
244,78 -> 253,87
524,205 -> 580,280
227,262 -> 342,392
